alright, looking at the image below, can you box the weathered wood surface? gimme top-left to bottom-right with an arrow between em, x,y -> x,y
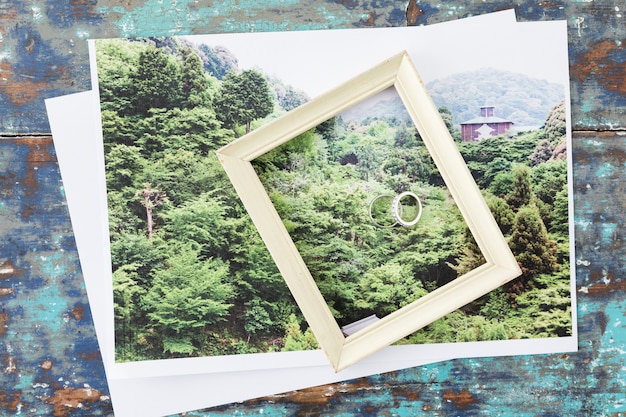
1,1 -> 626,133
0,137 -> 112,416
0,1 -> 625,416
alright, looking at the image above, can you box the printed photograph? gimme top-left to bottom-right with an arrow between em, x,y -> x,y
94,27 -> 573,363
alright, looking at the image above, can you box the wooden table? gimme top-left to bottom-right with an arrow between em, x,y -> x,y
1,1 -> 625,415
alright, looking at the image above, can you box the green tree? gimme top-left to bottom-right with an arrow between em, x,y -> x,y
508,269 -> 572,338
544,100 -> 567,144
228,216 -> 296,341
215,69 -> 274,134
110,232 -> 167,287
131,46 -> 182,114
507,165 -> 533,211
281,314 -> 319,352
392,193 -> 463,289
550,184 -> 570,235
106,190 -> 145,236
531,159 -> 567,207
479,287 -> 511,321
105,144 -> 146,190
355,262 -> 427,317
142,247 -> 234,356
95,39 -> 146,115
393,123 -> 420,149
482,157 -> 512,188
136,108 -> 232,158
509,204 -> 557,280
452,226 -> 485,276
180,49 -> 214,108
489,171 -> 514,198
161,192 -> 233,260
242,298 -> 274,342
458,133 -> 540,188
438,105 -> 457,138
255,129 -> 316,173
298,236 -> 364,322
101,110 -> 142,150
112,263 -> 147,359
487,195 -> 515,235
355,138 -> 383,181
141,150 -> 232,207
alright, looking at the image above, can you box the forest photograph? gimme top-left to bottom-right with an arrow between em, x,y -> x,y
94,32 -> 573,363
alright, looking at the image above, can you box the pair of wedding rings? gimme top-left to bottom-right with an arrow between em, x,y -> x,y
368,191 -> 423,228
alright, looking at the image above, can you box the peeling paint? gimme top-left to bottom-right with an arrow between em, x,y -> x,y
0,312 -> 9,337
41,386 -> 107,417
0,390 -> 21,413
595,162 -> 617,178
40,359 -> 53,371
0,287 -> 14,296
442,389 -> 477,410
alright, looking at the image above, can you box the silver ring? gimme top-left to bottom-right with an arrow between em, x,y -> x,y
368,194 -> 398,228
392,191 -> 422,227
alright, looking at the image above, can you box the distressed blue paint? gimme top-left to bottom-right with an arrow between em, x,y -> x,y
590,299 -> 626,412
45,0 -> 103,28
582,138 -> 606,148
23,256 -> 69,334
97,0 -> 371,38
14,373 -> 34,392
580,100 -> 594,114
595,161 -> 617,178
600,221 -> 618,245
0,138 -> 112,415
408,2 -> 439,26
98,0 -> 220,36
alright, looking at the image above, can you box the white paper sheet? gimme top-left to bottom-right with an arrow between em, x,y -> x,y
47,9 -> 578,417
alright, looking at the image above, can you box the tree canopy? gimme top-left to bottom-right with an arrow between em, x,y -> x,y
214,69 -> 274,134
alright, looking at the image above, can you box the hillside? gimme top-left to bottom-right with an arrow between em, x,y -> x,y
338,69 -> 564,131
426,68 -> 566,129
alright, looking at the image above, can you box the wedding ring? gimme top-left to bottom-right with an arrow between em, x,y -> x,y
368,194 -> 398,228
391,191 -> 422,227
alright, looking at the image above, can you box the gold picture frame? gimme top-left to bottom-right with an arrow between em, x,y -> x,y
216,51 -> 522,371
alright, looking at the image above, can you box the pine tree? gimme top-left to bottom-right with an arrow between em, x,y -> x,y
452,226 -> 485,276
507,164 -> 533,211
550,184 -> 570,235
281,314 -> 319,352
487,195 -> 515,235
509,204 -> 557,281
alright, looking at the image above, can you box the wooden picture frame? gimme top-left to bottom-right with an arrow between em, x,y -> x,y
216,51 -> 522,371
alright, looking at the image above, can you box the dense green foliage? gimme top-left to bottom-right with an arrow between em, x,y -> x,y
214,69 -> 274,134
96,37 -> 572,362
